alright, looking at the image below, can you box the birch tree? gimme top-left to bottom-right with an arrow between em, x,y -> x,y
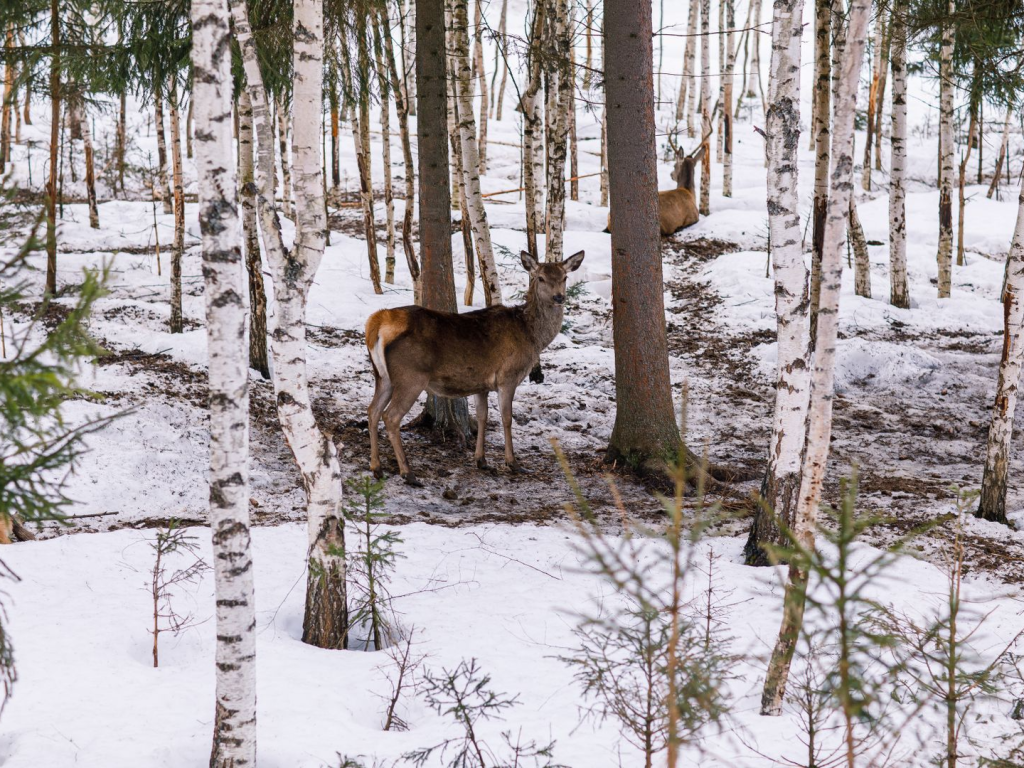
521,1 -> 546,258
744,0 -> 810,567
80,98 -> 99,229
809,0 -> 831,341
155,82 -> 173,214
544,0 -> 571,262
977,175 -> 1024,525
988,109 -> 1011,199
277,96 -> 293,218
850,195 -> 871,298
239,89 -> 270,378
492,0 -> 508,120
473,0 -> 488,172
937,4 -> 954,298
192,0 -> 257,760
169,77 -> 185,335
403,0 -> 417,115
760,0 -> 870,716
722,0 -> 735,198
957,105 -> 978,267
676,0 -> 698,128
699,0 -> 711,216
862,9 -> 884,192
374,21 -> 397,285
230,0 -> 348,649
888,0 -> 910,309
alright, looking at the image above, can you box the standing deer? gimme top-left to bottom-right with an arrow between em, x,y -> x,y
606,136 -> 707,236
366,250 -> 585,485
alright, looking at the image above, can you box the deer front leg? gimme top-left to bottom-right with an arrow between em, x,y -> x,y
368,371 -> 393,478
475,392 -> 489,469
497,385 -> 523,473
383,381 -> 425,486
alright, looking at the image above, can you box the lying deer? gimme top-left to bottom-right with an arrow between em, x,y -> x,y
606,138 -> 707,236
366,250 -> 585,485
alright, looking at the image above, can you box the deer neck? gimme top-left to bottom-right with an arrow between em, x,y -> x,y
523,284 -> 564,351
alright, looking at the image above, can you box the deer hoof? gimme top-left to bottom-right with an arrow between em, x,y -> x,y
476,457 -> 489,470
402,472 -> 423,488
371,466 -> 384,480
507,462 -> 531,475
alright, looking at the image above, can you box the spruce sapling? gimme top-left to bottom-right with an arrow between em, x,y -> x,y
149,520 -> 207,667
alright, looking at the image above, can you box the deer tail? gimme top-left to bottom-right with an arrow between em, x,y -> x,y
365,309 -> 410,387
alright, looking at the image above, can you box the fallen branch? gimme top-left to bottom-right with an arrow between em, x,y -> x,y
482,172 -> 603,199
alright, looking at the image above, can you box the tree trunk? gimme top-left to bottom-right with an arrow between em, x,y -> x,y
473,0 -> 488,172
403,0 -> 417,116
761,0 -> 869,716
453,0 -> 500,302
417,0 -> 474,443
186,97 -> 193,159
977,174 -> 1024,525
699,0 -> 712,216
81,101 -> 99,229
988,109 -> 1011,200
722,0 -> 735,197
0,26 -> 13,174
850,195 -> 871,298
446,30 -> 476,309
521,1 -> 546,258
230,0 -> 348,651
155,82 -> 173,214
117,91 -> 127,197
493,0 -> 509,120
808,0 -> 831,345
748,0 -> 763,117
957,104 -> 977,268
583,0 -> 593,90
352,102 -> 382,294
604,0 -> 682,467
191,0 -> 258,761
381,6 -> 421,297
873,14 -> 891,173
600,15 -> 608,208
684,0 -> 699,136
277,96 -> 293,218
569,72 -> 578,202
716,0 -> 725,163
329,93 -> 340,189
862,9 -> 883,191
45,0 -> 59,297
169,79 -> 186,335
937,4 -> 954,299
373,20 -> 397,286
889,2 -> 910,310
544,0 -> 571,263
238,89 -> 270,379
744,0 -> 809,568
20,30 -> 30,126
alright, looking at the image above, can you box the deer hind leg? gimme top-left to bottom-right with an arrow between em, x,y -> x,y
497,385 -> 523,473
382,376 -> 426,486
474,392 -> 488,469
368,369 -> 393,478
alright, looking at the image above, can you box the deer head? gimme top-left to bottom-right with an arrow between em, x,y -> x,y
520,250 -> 585,306
669,132 -> 711,195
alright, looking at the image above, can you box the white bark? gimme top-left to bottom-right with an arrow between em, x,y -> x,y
717,0 -> 725,162
684,0 -> 699,136
978,175 -> 1024,524
374,21 -> 396,285
889,5 -> 909,309
544,0 -> 570,262
473,0 -> 488,172
278,97 -> 293,218
521,1 -> 546,257
722,0 -> 735,197
988,109 -> 1012,200
169,79 -> 186,335
81,102 -> 98,229
453,0 -> 502,304
230,0 -> 347,649
191,0 -> 256,761
700,0 -> 712,215
403,0 -> 417,116
937,2 -> 954,298
850,194 -> 871,298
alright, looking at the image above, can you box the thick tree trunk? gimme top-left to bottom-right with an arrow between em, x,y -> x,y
889,3 -> 910,310
191,0 -> 258,761
544,0 -> 571,263
521,2 -> 546,258
722,0 -> 735,197
988,109 -> 1011,200
937,4 -> 954,299
604,0 -> 683,467
238,90 -> 270,379
808,0 -> 830,343
155,83 -> 173,215
677,0 -> 698,125
418,0 -> 474,442
744,0 -> 809,568
978,175 -> 1024,525
760,0 -> 869,716
699,0 -> 712,216
45,0 -> 59,297
81,103 -> 99,229
277,97 -> 293,218
381,6 -> 421,297
169,79 -> 186,335
230,0 -> 348,651
850,195 -> 871,298
957,105 -> 977,268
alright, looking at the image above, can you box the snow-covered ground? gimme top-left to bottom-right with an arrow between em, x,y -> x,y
3,1 -> 1024,764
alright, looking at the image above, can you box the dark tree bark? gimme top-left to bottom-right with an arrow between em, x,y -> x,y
416,0 -> 473,443
604,0 -> 683,471
45,0 -> 60,297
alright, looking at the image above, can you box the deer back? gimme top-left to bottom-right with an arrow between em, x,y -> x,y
657,188 -> 700,234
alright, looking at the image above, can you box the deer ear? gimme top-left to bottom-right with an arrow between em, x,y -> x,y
691,144 -> 706,163
520,250 -> 540,273
562,251 -> 585,272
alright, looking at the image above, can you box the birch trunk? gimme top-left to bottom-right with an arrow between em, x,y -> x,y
978,175 -> 1024,525
937,3 -> 954,299
453,0 -> 501,303
81,103 -> 99,229
374,20 -> 397,285
677,0 -> 698,126
0,26 -> 12,174
117,91 -> 127,196
744,0 -> 809,568
155,82 -> 173,214
889,3 -> 910,309
569,76 -> 578,203
717,0 -> 725,162
381,6 -> 421,296
761,0 -> 869,716
473,0 -> 488,172
521,1 -> 546,257
19,30 -> 30,127
808,0 -> 831,342
329,94 -> 340,189
873,16 -> 891,172
45,0 -> 59,297
493,0 -> 509,120
988,109 -> 1011,200
748,0 -> 763,116
583,0 -> 593,90
169,79 -> 185,334
239,89 -> 270,379
186,98 -> 193,159
277,97 -> 293,218
850,195 -> 871,298
600,108 -> 608,207
699,0 -> 712,215
862,10 -> 884,191
722,0 -> 735,198
447,56 -> 476,306
957,106 -> 977,268
352,103 -> 382,293
403,0 -> 417,116
192,0 -> 257,760
230,0 -> 347,649
544,0 -> 571,263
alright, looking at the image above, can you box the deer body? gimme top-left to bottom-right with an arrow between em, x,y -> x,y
366,250 -> 585,485
606,142 -> 705,236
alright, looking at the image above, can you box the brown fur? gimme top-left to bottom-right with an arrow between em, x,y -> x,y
366,250 -> 585,484
606,145 -> 705,236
